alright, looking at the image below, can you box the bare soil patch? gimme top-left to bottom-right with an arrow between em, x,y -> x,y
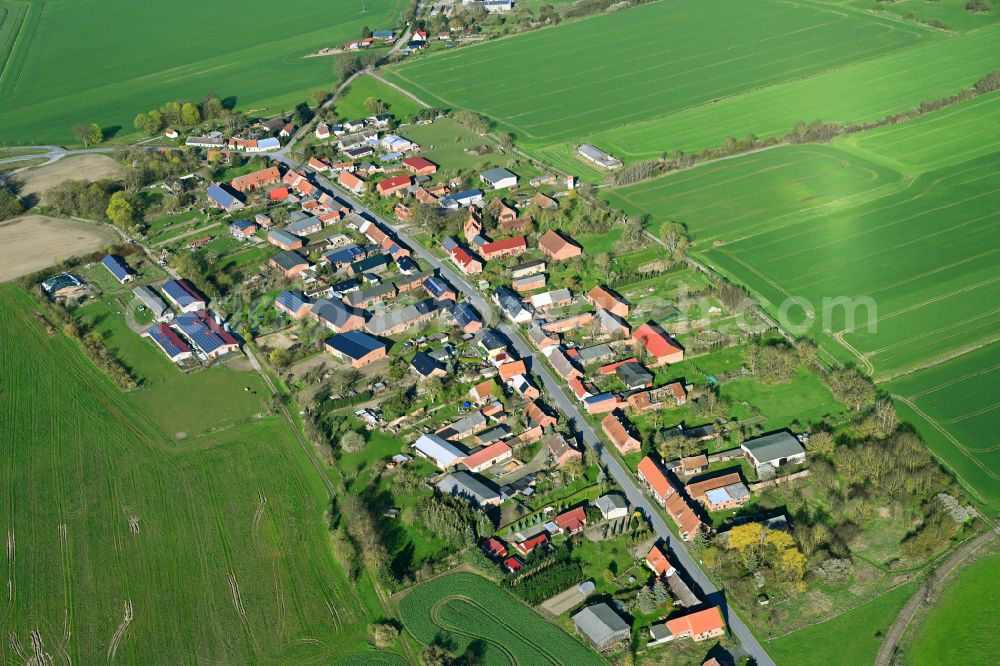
13,155 -> 123,205
0,215 -> 116,281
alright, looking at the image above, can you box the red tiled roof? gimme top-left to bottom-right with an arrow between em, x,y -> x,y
377,174 -> 411,192
554,506 -> 586,532
463,441 -> 511,470
665,606 -> 725,637
633,322 -> 683,359
646,545 -> 671,576
637,456 -> 674,501
498,359 -> 527,381
685,472 -> 742,500
403,156 -> 437,172
515,533 -> 548,555
482,235 -> 527,255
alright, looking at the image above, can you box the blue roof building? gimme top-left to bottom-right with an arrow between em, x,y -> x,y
101,254 -> 134,283
257,137 -> 281,151
450,302 -> 482,331
322,244 -> 366,267
174,311 -> 239,358
325,330 -> 388,366
161,279 -> 206,312
145,323 -> 192,361
373,29 -> 395,39
275,290 -> 311,316
423,275 -> 454,300
207,183 -> 243,211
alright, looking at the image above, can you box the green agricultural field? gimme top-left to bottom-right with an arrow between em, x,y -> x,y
335,74 -> 424,121
843,0 -> 1000,32
904,553 -> 1000,665
398,572 -> 606,665
584,24 -> 999,162
0,0 -> 401,145
768,582 -> 918,666
603,139 -> 1000,380
888,342 -> 1000,513
603,144 -> 904,241
838,91 -> 1000,173
0,284 -> 380,662
386,0 -> 929,146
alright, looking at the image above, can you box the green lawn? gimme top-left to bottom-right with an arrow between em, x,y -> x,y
386,0 -> 929,147
0,0 -> 401,145
401,117 -> 502,173
0,284 -> 378,663
719,366 -> 846,432
904,553 -> 1000,665
769,582 -> 918,666
335,74 -> 424,121
888,342 -> 1000,514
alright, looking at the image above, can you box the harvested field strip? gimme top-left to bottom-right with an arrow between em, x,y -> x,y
584,24 -> 1000,160
398,572 -> 605,666
387,0 -> 929,142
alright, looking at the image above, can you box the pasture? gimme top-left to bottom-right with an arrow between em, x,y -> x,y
903,553 -> 1000,665
335,74 -> 424,122
398,572 -> 606,665
386,0 -> 930,147
584,24 -> 999,161
0,284 -> 378,662
0,215 -> 115,281
0,0 -> 401,145
888,343 -> 1000,513
768,582 -> 918,666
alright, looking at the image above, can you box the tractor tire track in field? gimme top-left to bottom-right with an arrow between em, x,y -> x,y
865,309 -> 1000,357
906,362 -> 1000,400
430,595 -> 565,665
0,0 -> 43,98
0,2 -> 26,90
106,599 -> 132,663
205,482 -> 257,649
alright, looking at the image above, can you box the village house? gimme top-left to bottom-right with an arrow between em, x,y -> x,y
584,392 -> 619,415
538,230 -> 582,261
497,358 -> 528,383
438,411 -> 488,440
513,273 -> 546,292
595,308 -> 631,337
542,312 -> 593,334
231,166 -> 282,193
410,351 -> 447,379
442,237 -> 483,274
627,382 -> 687,412
366,298 -> 446,336
553,506 -> 587,535
481,235 -> 528,261
269,250 -> 310,278
338,170 -> 366,194
679,454 -> 709,476
510,374 -> 541,400
515,532 -> 548,556
616,361 -> 654,390
133,285 -> 170,321
494,286 -> 532,324
463,441 -> 513,473
577,343 -> 615,365
325,330 -> 388,367
595,494 -> 629,520
267,229 -> 303,251
546,434 -> 583,467
413,434 -> 466,469
449,301 -> 483,334
587,285 -> 630,317
544,346 -> 583,380
511,258 -> 546,279
646,545 -> 674,577
423,274 -> 457,301
528,324 -> 560,350
469,379 -> 498,406
315,122 -> 331,139
402,156 -> 438,176
376,174 -> 412,197
525,401 -> 558,430
348,253 -> 390,277
633,322 -> 684,365
229,219 -> 257,239
686,472 -> 750,511
650,607 -> 726,645
311,298 -> 365,332
275,290 -> 312,319
207,182 -> 243,212
529,288 -> 571,310
483,537 -> 507,559
439,189 -> 484,209
602,411 -> 641,454
637,456 -> 703,540
533,192 -> 558,209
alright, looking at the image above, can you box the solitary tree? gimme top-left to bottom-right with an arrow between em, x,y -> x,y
106,192 -> 134,230
364,96 -> 387,115
340,430 -> 366,453
660,221 -> 690,258
75,123 -> 103,147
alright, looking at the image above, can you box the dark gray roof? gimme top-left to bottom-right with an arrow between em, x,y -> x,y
616,362 -> 653,387
572,603 -> 630,647
272,250 -> 308,271
436,470 -> 500,506
742,431 -> 805,463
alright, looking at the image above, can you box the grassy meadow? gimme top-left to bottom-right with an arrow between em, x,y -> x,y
768,582 -> 918,666
385,0 -> 930,148
0,0 -> 402,145
334,74 -> 424,122
0,284 -> 381,662
903,553 -> 1000,665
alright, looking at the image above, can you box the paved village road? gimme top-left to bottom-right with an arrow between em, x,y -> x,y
270,153 -> 776,666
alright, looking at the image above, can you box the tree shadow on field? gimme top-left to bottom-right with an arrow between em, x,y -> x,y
102,125 -> 122,140
222,96 -> 238,111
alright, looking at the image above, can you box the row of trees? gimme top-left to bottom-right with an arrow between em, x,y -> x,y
133,94 -> 226,135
